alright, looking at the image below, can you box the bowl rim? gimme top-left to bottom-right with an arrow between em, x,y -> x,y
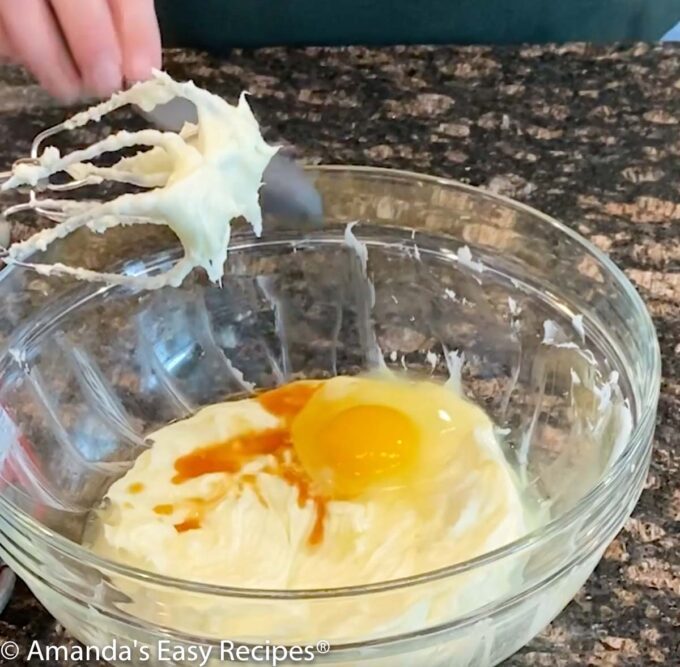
0,164 -> 662,600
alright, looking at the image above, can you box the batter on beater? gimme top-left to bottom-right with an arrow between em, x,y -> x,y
0,71 -> 277,289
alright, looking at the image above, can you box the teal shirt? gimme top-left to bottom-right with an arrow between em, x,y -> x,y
156,0 -> 679,51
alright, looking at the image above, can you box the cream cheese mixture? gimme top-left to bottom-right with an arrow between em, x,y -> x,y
89,375 -> 528,590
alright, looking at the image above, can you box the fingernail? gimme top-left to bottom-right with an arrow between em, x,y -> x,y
126,53 -> 159,85
43,74 -> 81,105
89,59 -> 123,97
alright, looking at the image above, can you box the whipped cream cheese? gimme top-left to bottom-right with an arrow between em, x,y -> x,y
2,71 -> 277,288
87,374 -> 530,641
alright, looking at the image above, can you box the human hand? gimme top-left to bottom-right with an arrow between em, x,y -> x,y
0,0 -> 161,102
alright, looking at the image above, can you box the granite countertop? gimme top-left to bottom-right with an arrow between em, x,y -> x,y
0,44 -> 678,666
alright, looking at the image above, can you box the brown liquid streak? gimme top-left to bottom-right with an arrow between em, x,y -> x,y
170,382 -> 327,546
174,516 -> 201,533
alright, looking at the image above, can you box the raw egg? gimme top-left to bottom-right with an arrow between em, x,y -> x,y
290,375 -> 483,498
161,375 -> 486,543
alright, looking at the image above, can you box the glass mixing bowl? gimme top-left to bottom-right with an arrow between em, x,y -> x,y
0,167 -> 660,666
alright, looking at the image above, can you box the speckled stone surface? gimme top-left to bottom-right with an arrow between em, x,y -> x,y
0,44 -> 678,666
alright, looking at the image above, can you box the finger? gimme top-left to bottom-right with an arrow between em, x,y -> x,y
50,0 -> 122,98
0,16 -> 13,60
0,0 -> 81,100
107,0 -> 161,85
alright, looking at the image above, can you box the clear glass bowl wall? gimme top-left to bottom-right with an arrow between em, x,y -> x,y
0,167 -> 659,666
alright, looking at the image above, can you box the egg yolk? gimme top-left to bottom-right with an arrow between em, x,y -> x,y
312,404 -> 419,497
